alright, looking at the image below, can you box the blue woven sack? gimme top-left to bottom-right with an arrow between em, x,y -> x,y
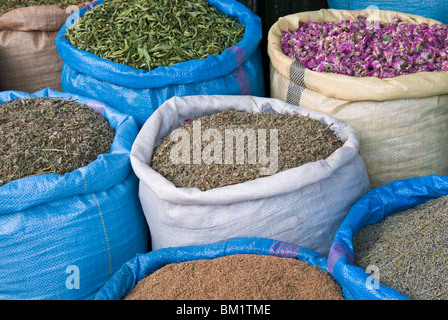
327,0 -> 448,24
0,88 -> 149,299
327,174 -> 448,300
55,0 -> 265,127
95,237 -> 341,300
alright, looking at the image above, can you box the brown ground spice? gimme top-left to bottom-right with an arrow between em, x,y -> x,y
123,254 -> 345,300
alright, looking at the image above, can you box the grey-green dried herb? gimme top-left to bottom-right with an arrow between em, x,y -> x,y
0,97 -> 115,187
0,0 -> 82,15
150,110 -> 343,191
353,195 -> 448,300
63,0 -> 245,71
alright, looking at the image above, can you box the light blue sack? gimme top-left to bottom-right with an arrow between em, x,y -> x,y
327,174 -> 448,300
327,0 -> 448,24
55,0 -> 265,127
0,88 -> 149,300
95,237 -> 340,300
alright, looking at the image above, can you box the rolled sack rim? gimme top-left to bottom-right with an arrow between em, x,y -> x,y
0,88 -> 138,214
130,95 -> 366,205
267,8 -> 448,102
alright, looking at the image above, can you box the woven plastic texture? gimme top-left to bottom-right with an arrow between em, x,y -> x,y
327,174 -> 448,300
0,88 -> 149,299
55,0 -> 265,127
130,95 -> 371,256
94,237 -> 333,300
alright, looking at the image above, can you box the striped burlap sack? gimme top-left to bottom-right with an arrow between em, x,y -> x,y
268,8 -> 448,188
0,3 -> 86,92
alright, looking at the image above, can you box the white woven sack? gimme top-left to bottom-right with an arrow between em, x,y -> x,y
130,95 -> 371,256
268,9 -> 448,188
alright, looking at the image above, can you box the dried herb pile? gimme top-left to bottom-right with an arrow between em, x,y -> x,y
63,0 -> 245,71
353,195 -> 448,300
150,110 -> 343,191
0,0 -> 82,15
123,254 -> 345,300
0,97 -> 115,187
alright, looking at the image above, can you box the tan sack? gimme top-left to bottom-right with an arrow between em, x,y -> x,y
0,4 -> 85,92
268,9 -> 448,188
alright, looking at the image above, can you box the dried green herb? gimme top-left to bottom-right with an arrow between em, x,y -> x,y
150,110 -> 343,191
353,195 -> 448,300
0,97 -> 115,187
63,0 -> 245,71
0,0 -> 82,15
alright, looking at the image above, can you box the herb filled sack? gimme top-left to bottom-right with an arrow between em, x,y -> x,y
95,237 -> 346,300
130,95 -> 371,257
55,0 -> 265,128
327,174 -> 448,300
0,1 -> 87,92
0,88 -> 149,300
268,9 -> 448,188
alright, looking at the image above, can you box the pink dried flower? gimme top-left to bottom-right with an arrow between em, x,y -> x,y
280,15 -> 448,78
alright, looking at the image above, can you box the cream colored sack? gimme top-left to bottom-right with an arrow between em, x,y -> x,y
131,95 -> 370,256
0,4 -> 85,92
268,9 -> 448,188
